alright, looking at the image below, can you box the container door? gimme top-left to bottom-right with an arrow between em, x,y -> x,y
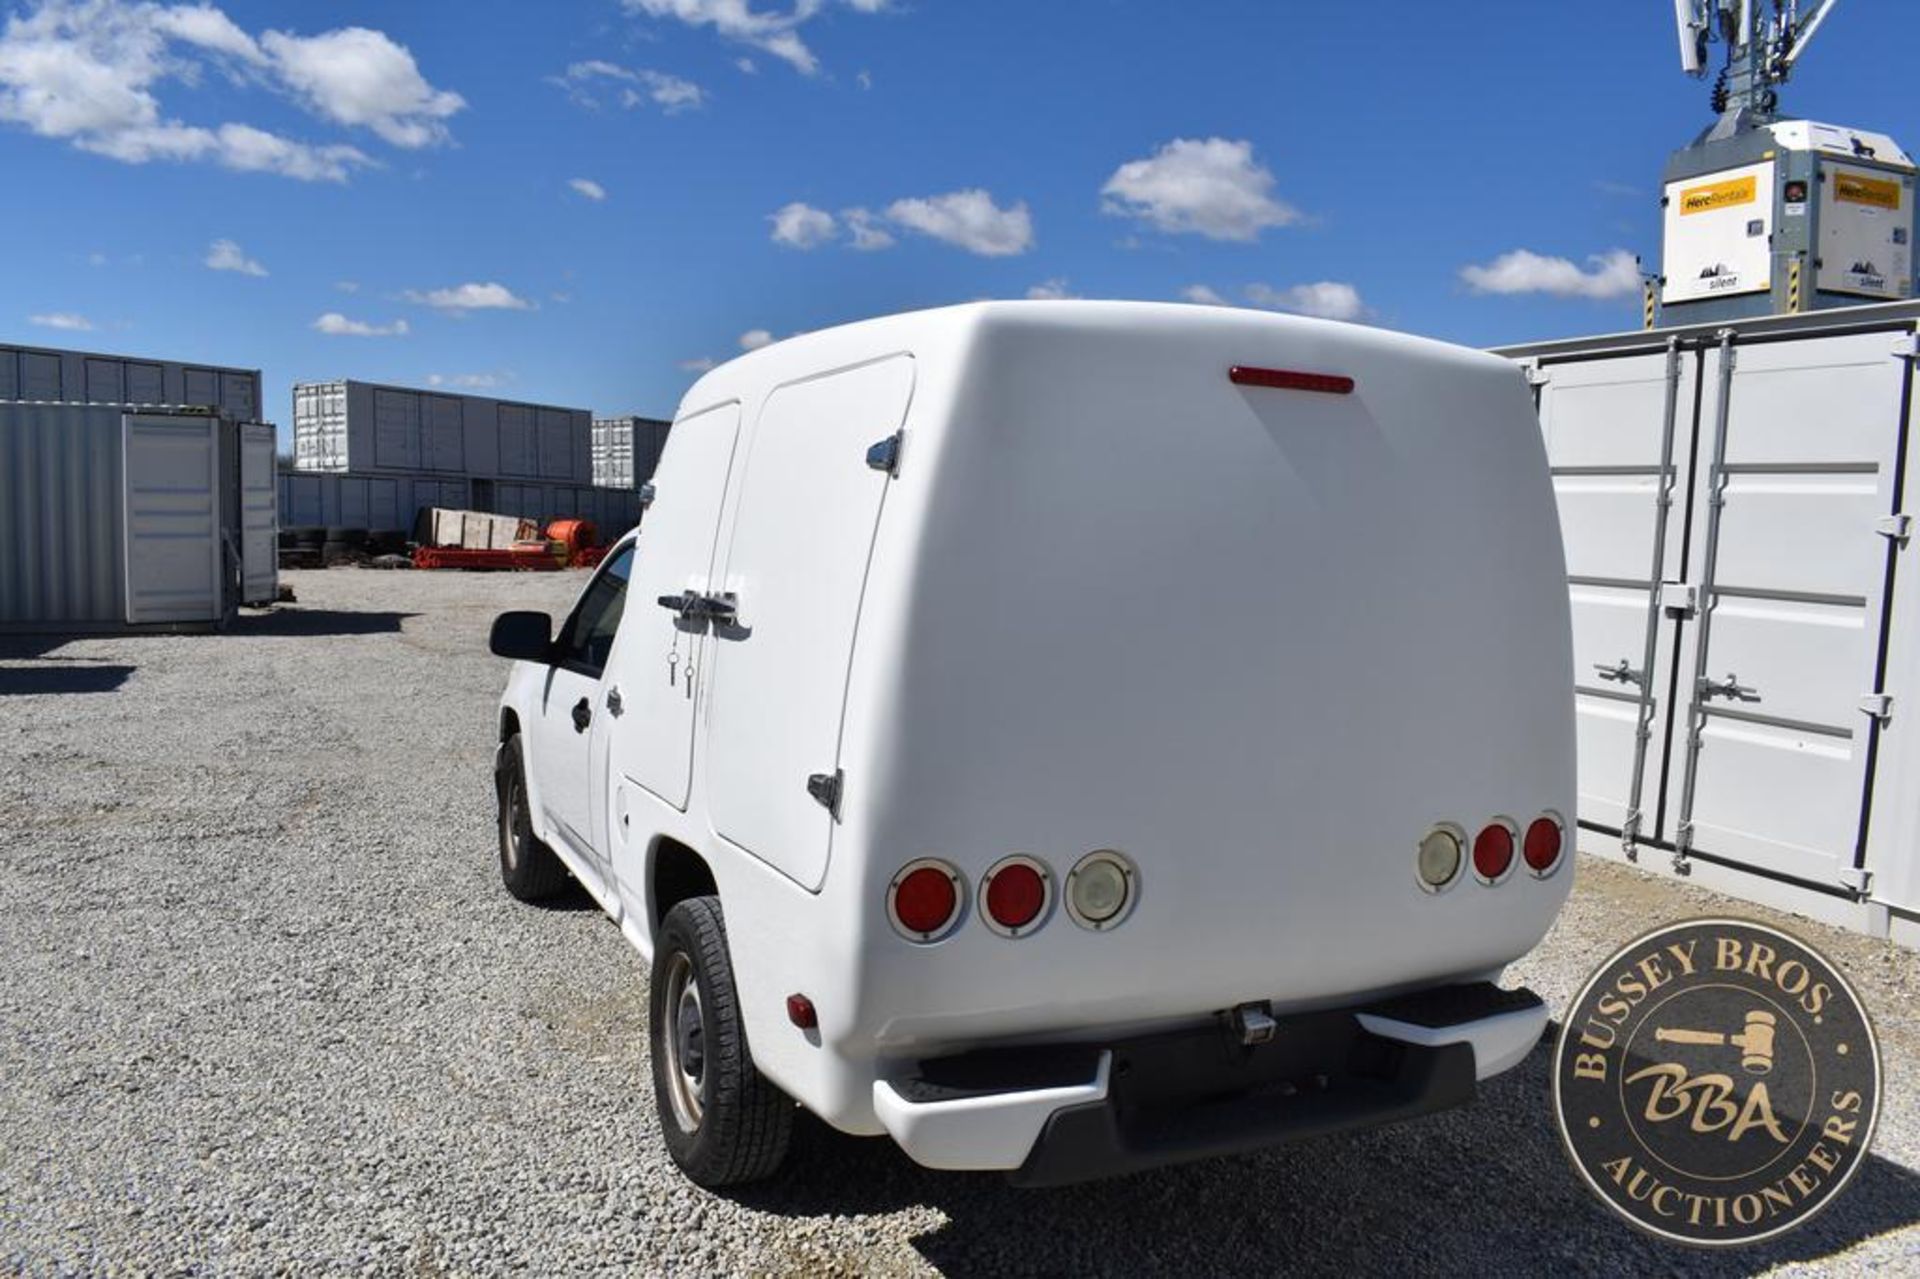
705,356 -> 915,891
123,414 -> 220,623
240,423 -> 278,606
1538,346 -> 1696,844
1672,333 -> 1910,889
613,402 -> 744,812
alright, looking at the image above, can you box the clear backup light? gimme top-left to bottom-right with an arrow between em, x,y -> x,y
1064,850 -> 1137,931
1416,824 -> 1465,891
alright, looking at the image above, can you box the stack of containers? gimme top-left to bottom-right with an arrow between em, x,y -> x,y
282,380 -> 641,540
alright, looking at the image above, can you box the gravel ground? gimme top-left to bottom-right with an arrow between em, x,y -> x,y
1,568 -> 1916,1277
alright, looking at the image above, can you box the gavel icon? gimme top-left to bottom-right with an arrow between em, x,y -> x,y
1654,1009 -> 1778,1075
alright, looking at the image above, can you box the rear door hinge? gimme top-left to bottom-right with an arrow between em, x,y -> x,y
1524,365 -> 1551,388
1838,865 -> 1874,895
865,431 -> 903,475
806,769 -> 844,819
1891,334 -> 1920,361
1859,693 -> 1894,724
1876,513 -> 1912,546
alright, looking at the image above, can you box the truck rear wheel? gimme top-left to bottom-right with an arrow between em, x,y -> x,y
650,896 -> 793,1186
495,734 -> 570,902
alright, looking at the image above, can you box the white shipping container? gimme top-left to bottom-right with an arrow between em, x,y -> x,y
291,380 -> 591,483
1498,300 -> 1920,945
591,415 -> 671,490
0,341 -> 261,418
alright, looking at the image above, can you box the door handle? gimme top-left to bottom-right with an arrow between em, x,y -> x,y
1700,672 -> 1760,703
1594,658 -> 1645,688
657,590 -> 738,623
570,696 -> 592,732
606,686 -> 624,716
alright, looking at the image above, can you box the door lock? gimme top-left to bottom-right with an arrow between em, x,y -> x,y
606,686 -> 624,716
656,591 -> 738,623
1701,673 -> 1760,703
1594,659 -> 1644,687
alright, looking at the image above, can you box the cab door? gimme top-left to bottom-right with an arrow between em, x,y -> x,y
528,544 -> 635,883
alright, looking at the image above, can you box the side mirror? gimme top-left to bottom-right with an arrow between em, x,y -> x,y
489,610 -> 554,662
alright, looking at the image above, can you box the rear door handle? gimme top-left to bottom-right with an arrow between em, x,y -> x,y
606,686 -> 624,716
570,696 -> 592,732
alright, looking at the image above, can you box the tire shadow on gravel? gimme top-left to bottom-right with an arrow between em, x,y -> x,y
733,1041 -> 1920,1277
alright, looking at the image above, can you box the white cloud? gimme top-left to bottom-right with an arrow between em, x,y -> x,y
842,206 -> 893,250
334,279 -> 358,293
260,26 -> 463,149
0,2 -> 458,180
1102,137 -> 1299,242
739,328 -> 774,350
679,356 -> 717,373
29,310 -> 91,330
569,177 -> 607,201
87,250 -> 107,267
1244,281 -> 1368,321
886,188 -> 1033,257
1181,284 -> 1229,306
313,312 -> 408,337
555,60 -> 705,113
621,0 -> 890,76
734,56 -> 757,74
855,69 -> 872,90
204,237 -> 266,276
769,200 -> 837,249
403,281 -> 534,313
1026,278 -> 1074,300
1459,248 -> 1641,300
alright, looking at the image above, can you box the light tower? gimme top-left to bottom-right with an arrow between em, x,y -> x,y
1655,1 -> 1915,326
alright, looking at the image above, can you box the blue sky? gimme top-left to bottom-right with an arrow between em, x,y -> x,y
2,0 -> 1915,441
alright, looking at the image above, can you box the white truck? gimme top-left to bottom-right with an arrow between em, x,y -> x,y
489,301 -> 1576,1188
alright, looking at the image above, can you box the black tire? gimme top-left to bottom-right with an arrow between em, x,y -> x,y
290,525 -> 326,547
494,734 -> 571,902
650,896 -> 793,1186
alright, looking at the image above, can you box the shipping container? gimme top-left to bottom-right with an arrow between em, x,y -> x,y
0,340 -> 261,419
276,469 -> 639,540
291,380 -> 592,483
591,415 -> 671,489
1497,299 -> 1920,945
1,404 -> 277,632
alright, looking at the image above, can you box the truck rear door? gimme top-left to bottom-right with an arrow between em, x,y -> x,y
704,355 -> 915,891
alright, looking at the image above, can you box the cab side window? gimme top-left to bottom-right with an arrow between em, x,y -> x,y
553,544 -> 635,677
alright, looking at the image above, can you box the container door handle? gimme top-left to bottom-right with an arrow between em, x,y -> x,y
570,697 -> 592,732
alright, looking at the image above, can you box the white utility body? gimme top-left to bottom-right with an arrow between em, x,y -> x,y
491,301 -> 1576,1187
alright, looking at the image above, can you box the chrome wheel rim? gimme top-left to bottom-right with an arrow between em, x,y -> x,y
660,952 -> 706,1132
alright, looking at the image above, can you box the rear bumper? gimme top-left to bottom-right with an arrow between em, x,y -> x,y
870,983 -> 1546,1185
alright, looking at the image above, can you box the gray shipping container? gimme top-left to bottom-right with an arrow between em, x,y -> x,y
292,380 -> 592,484
591,415 -> 671,490
1,404 -> 278,632
1496,298 -> 1920,945
277,469 -> 640,539
0,341 -> 261,419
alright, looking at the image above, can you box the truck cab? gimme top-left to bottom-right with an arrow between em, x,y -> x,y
491,301 -> 1576,1187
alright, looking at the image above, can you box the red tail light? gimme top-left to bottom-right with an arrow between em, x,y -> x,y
982,857 -> 1051,936
1524,815 -> 1565,874
1472,822 -> 1516,883
888,859 -> 964,941
1229,365 -> 1355,394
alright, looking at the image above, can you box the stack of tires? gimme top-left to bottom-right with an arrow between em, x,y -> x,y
279,526 -> 326,570
321,526 -> 370,565
367,529 -> 410,557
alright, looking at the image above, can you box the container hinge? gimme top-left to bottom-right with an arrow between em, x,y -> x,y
865,431 -> 903,475
1524,365 -> 1552,388
806,769 -> 844,819
1858,693 -> 1894,724
1837,866 -> 1873,895
1875,513 -> 1912,546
